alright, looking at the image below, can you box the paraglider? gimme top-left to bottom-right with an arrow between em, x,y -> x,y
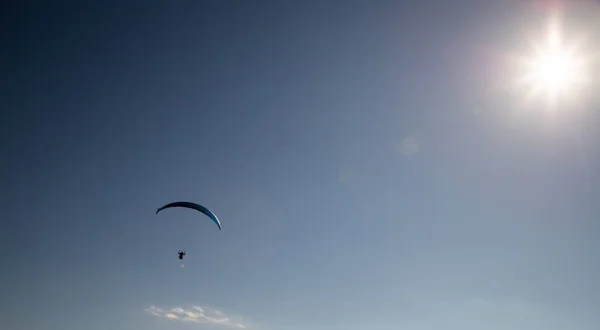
156,201 -> 222,230
155,201 -> 222,261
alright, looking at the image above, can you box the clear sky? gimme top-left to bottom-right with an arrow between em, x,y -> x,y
1,1 -> 599,330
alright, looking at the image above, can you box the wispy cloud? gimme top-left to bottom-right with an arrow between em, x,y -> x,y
145,305 -> 250,329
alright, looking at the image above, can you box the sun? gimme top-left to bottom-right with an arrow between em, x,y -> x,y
526,42 -> 580,94
511,12 -> 591,109
519,27 -> 585,102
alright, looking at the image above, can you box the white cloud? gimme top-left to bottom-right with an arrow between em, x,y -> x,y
145,305 -> 250,329
399,135 -> 419,156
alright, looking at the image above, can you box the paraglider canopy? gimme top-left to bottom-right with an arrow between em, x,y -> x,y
156,201 -> 222,230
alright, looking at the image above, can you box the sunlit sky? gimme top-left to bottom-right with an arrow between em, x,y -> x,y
1,1 -> 599,330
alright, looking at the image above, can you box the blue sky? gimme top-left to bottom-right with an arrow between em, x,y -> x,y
1,1 -> 599,330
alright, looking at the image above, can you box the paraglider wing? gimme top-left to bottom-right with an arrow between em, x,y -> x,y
156,201 -> 222,230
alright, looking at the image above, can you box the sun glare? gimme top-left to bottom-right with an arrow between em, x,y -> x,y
530,45 -> 579,92
512,12 -> 590,109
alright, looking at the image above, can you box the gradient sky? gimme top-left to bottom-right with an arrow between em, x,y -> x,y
1,1 -> 599,330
